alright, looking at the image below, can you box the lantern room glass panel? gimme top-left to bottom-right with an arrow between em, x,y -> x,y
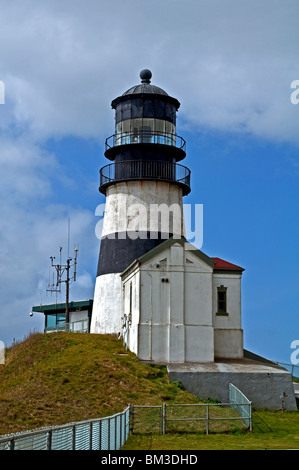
115,118 -> 175,146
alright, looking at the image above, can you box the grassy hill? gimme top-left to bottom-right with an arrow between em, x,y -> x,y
0,331 -> 201,435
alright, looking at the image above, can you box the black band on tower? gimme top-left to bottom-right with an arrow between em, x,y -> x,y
97,231 -> 175,276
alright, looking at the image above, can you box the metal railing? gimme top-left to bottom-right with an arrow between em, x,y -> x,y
105,131 -> 186,152
0,406 -> 130,451
229,383 -> 252,430
0,386 -> 252,449
275,362 -> 299,379
130,386 -> 252,435
45,318 -> 90,334
99,160 -> 191,195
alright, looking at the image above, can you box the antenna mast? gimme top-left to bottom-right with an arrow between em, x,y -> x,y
47,223 -> 79,324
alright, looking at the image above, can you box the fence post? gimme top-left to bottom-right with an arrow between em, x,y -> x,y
162,403 -> 166,435
120,413 -> 123,447
206,404 -> 209,435
130,405 -> 134,434
46,429 -> 52,450
72,425 -> 76,450
99,419 -> 102,450
128,405 -> 131,439
89,422 -> 93,450
108,417 -> 111,450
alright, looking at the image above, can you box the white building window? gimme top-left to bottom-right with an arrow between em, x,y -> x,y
217,285 -> 228,315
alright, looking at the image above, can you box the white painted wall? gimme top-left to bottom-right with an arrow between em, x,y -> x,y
214,329 -> 243,359
69,309 -> 90,332
70,309 -> 89,323
91,179 -> 186,336
122,241 -> 216,363
90,273 -> 123,335
212,274 -> 242,329
121,268 -> 140,355
102,181 -> 185,237
212,273 -> 243,358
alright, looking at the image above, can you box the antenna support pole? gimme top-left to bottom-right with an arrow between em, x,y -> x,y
65,258 -> 70,324
47,247 -> 79,325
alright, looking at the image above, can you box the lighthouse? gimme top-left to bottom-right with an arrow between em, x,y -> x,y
91,69 -> 190,335
32,70 -> 298,411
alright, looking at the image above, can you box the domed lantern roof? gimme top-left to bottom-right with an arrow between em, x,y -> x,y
111,69 -> 180,110
122,69 -> 169,97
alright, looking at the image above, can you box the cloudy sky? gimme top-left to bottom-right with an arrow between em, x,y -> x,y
0,0 -> 298,364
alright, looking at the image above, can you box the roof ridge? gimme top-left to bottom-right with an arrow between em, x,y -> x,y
211,257 -> 244,271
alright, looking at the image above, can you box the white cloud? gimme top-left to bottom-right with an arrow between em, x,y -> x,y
0,0 -> 298,143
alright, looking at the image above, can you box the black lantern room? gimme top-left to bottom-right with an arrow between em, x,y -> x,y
99,70 -> 190,196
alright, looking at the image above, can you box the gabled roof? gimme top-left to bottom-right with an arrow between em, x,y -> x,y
211,257 -> 245,272
120,237 -> 244,278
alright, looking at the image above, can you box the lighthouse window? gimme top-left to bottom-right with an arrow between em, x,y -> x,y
115,118 -> 175,146
142,118 -> 154,132
217,286 -> 228,315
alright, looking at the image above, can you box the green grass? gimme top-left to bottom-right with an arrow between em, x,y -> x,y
122,409 -> 299,450
0,331 -> 298,450
125,403 -> 299,450
0,331 -> 201,435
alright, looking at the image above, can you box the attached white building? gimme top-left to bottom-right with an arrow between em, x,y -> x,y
120,237 -> 244,363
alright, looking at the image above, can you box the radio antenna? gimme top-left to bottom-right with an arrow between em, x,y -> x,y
47,220 -> 79,324
68,218 -> 70,259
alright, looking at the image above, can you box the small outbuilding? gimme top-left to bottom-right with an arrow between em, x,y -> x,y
31,299 -> 93,333
121,237 -> 244,363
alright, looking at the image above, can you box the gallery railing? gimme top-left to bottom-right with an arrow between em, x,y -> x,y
99,160 -> 191,195
105,131 -> 186,152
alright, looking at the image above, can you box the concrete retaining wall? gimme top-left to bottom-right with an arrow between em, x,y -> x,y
167,361 -> 297,410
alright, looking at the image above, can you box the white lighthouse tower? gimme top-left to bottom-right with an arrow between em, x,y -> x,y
91,69 -> 190,335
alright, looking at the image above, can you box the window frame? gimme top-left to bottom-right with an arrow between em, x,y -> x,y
216,285 -> 228,316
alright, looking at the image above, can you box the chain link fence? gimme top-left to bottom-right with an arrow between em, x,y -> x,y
0,406 -> 130,450
229,383 -> 252,430
130,384 -> 252,435
275,362 -> 299,379
0,384 -> 252,448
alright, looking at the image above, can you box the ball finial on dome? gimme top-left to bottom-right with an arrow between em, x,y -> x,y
140,69 -> 152,84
